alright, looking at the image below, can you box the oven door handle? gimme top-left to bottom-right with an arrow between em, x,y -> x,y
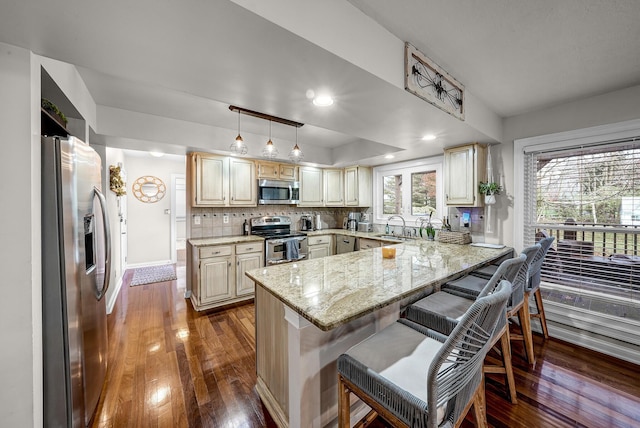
269,236 -> 307,245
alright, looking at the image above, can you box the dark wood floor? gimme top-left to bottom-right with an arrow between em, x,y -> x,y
91,266 -> 640,428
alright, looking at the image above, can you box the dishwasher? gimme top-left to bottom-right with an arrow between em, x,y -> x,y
336,235 -> 356,254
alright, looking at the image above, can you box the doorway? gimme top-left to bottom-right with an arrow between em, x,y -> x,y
171,174 -> 186,264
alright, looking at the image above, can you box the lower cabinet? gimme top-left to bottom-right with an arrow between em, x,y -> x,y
307,235 -> 333,260
191,242 -> 263,311
357,238 -> 382,250
236,243 -> 264,296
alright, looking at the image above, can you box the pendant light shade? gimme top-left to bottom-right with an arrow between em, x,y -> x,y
262,120 -> 279,159
288,127 -> 304,163
229,110 -> 248,156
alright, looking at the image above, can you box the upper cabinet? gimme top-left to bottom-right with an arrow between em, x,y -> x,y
444,143 -> 486,207
190,153 -> 256,207
323,169 -> 344,206
299,166 -> 324,206
257,161 -> 298,181
229,157 -> 257,206
344,166 -> 372,207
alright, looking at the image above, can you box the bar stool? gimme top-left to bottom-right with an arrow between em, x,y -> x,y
474,237 -> 555,341
337,280 -> 512,428
404,253 -> 532,404
441,245 -> 540,366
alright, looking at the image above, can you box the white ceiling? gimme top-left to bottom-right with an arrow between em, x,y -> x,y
2,0 -> 639,166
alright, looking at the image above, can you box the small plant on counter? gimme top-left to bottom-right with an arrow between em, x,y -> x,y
417,206 -> 437,240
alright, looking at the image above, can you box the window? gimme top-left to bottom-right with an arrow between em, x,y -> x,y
374,157 -> 443,227
515,120 -> 640,322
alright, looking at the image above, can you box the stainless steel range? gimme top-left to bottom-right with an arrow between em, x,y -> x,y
250,216 -> 308,265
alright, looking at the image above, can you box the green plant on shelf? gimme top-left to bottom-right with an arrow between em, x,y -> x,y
41,98 -> 68,125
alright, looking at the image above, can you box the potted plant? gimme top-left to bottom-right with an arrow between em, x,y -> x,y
479,181 -> 502,205
418,206 -> 437,240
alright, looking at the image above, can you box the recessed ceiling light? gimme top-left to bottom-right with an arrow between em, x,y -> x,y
150,151 -> 164,157
313,95 -> 334,107
422,134 -> 436,141
385,154 -> 395,159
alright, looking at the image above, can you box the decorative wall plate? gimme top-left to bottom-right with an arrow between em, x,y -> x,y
132,176 -> 166,203
404,42 -> 465,121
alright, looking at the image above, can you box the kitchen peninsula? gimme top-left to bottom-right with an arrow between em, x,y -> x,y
245,240 -> 512,428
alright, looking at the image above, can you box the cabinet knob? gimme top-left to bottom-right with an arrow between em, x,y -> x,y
246,247 -> 253,251
228,261 -> 231,267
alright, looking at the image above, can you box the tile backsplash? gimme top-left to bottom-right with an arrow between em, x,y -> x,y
189,206 -> 369,238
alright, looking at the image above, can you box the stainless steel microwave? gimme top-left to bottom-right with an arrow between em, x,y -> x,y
258,179 -> 300,204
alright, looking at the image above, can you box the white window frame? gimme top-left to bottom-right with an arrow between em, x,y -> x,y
514,118 -> 640,365
372,156 -> 444,228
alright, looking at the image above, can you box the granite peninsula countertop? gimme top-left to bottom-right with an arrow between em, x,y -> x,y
245,240 -> 512,331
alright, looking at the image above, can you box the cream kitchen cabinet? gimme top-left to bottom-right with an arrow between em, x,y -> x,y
357,238 -> 382,250
444,143 -> 486,207
192,153 -> 228,206
299,166 -> 323,206
257,161 -> 298,181
192,245 -> 234,307
323,169 -> 344,206
189,152 -> 256,207
344,166 -> 372,207
229,157 -> 257,205
307,235 -> 333,260
235,242 -> 263,296
191,241 -> 262,311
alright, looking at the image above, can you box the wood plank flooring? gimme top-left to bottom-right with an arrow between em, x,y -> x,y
91,265 -> 640,427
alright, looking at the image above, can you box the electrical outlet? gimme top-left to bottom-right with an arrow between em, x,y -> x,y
223,214 -> 229,224
194,215 -> 201,225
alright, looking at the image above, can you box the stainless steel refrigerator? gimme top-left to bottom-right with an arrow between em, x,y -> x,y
42,136 -> 111,427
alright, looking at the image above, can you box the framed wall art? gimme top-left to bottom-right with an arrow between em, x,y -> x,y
404,42 -> 465,121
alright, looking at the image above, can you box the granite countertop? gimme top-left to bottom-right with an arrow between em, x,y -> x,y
189,235 -> 264,247
245,240 -> 512,331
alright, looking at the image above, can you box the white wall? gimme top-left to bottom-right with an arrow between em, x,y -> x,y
0,42 -> 39,428
104,147 -> 126,312
124,152 -> 185,266
493,84 -> 640,249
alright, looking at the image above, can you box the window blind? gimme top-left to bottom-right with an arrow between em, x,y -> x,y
523,139 -> 640,302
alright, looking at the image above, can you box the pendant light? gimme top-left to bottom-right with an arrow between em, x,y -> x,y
262,120 -> 278,159
229,110 -> 248,156
288,127 -> 304,163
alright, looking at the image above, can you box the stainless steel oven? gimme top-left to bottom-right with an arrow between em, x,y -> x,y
250,216 -> 308,265
264,235 -> 308,265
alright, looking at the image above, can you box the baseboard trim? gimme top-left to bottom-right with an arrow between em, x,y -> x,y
125,260 -> 173,269
256,377 -> 288,428
106,275 -> 123,315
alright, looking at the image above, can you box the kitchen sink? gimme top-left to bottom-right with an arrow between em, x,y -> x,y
374,234 -> 414,241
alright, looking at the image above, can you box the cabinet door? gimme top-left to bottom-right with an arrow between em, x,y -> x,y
445,144 -> 484,206
230,158 -> 256,206
299,166 -> 323,206
308,244 -> 330,260
257,161 -> 279,180
279,164 -> 298,181
200,256 -> 233,304
357,238 -> 381,250
236,251 -> 263,296
195,154 -> 228,206
345,166 -> 372,207
323,169 -> 344,206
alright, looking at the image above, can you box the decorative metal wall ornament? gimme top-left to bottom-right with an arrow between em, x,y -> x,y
404,42 -> 465,121
132,176 -> 166,203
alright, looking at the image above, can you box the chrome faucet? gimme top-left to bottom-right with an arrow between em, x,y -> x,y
386,215 -> 406,237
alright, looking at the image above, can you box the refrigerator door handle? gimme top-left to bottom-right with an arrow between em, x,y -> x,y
94,187 -> 111,301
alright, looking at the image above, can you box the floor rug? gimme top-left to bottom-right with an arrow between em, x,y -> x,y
130,264 -> 177,286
